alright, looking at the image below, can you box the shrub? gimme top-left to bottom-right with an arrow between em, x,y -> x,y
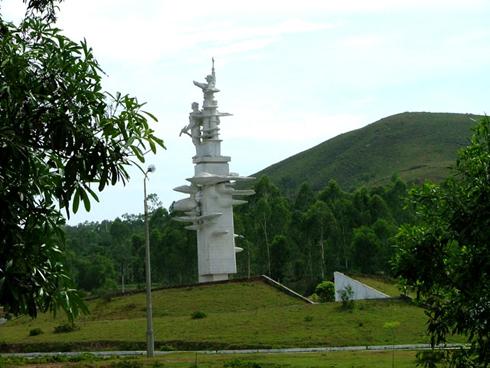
110,360 -> 143,368
338,285 -> 355,310
191,311 -> 207,319
53,323 -> 79,333
308,293 -> 320,303
415,350 -> 445,367
304,315 -> 313,322
224,359 -> 262,368
315,281 -> 335,302
151,362 -> 165,368
159,344 -> 176,351
29,328 -> 43,336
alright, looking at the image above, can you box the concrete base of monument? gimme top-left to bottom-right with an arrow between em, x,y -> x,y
199,273 -> 229,283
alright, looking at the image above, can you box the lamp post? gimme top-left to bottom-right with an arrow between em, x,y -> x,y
144,164 -> 155,357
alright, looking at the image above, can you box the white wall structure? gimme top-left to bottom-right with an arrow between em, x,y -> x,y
334,272 -> 390,301
173,60 -> 254,283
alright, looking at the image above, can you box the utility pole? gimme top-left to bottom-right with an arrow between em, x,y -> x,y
144,164 -> 155,358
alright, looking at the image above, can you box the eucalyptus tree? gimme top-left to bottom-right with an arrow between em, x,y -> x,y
304,200 -> 335,279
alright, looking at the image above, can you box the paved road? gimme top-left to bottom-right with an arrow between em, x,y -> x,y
1,343 -> 467,359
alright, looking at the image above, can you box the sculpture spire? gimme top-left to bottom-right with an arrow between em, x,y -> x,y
173,63 -> 255,283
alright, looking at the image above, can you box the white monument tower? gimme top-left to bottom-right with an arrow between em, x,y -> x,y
173,60 -> 254,283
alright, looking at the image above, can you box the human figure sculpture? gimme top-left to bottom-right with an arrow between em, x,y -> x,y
193,74 -> 216,91
193,58 -> 217,91
180,102 -> 202,146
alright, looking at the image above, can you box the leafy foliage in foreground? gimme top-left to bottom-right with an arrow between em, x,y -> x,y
0,1 -> 163,320
394,116 -> 490,367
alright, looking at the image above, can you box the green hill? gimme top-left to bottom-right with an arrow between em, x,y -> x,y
0,278 -> 446,353
255,112 -> 479,193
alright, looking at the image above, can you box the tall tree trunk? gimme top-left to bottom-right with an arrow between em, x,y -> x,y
340,223 -> 349,270
308,240 -> 313,279
320,225 -> 325,280
121,264 -> 125,293
262,214 -> 271,276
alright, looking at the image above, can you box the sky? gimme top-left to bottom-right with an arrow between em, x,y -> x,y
2,0 -> 490,225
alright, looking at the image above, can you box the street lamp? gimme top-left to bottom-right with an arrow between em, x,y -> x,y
144,164 -> 155,357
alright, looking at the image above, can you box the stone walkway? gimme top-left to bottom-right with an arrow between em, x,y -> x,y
1,343 -> 467,358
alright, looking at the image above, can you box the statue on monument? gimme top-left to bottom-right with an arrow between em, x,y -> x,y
180,102 -> 202,147
192,58 -> 217,91
173,59 -> 255,283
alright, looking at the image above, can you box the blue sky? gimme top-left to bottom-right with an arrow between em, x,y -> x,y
3,0 -> 490,224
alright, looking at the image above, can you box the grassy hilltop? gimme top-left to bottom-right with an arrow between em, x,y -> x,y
255,112 -> 479,193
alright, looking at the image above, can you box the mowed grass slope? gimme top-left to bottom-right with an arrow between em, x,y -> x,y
255,112 -> 479,193
347,274 -> 403,297
0,279 -> 458,351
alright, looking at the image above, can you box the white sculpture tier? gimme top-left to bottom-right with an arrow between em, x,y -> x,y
174,60 -> 254,283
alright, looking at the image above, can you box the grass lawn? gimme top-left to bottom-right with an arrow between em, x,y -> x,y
0,279 -> 461,352
0,350 -> 423,367
347,274 -> 402,297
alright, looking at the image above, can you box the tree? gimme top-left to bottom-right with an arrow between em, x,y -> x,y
393,117 -> 490,367
0,1 -> 164,320
75,254 -> 116,292
314,280 -> 335,302
270,235 -> 290,282
305,200 -> 334,279
110,218 -> 132,292
351,226 -> 380,274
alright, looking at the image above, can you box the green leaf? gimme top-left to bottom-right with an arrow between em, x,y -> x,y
142,110 -> 158,122
84,185 -> 99,202
131,145 -> 145,162
152,136 -> 165,149
99,168 -> 108,191
72,189 -> 80,214
79,187 -> 91,212
149,139 -> 156,154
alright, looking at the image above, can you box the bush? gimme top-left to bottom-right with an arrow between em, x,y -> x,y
29,328 -> 43,336
224,359 -> 284,368
304,315 -> 313,322
159,344 -> 176,351
151,362 -> 165,368
110,360 -> 143,368
53,323 -> 79,333
191,311 -> 207,319
415,350 -> 445,367
224,359 -> 262,368
338,285 -> 355,310
308,293 -> 320,303
315,281 -> 335,302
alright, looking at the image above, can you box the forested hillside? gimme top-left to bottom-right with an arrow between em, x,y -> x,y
64,175 -> 412,296
255,112 -> 479,194
64,112 -> 480,296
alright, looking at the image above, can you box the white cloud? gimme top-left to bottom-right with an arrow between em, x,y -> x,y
49,2 -> 334,65
2,0 -> 489,225
221,103 -> 364,144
